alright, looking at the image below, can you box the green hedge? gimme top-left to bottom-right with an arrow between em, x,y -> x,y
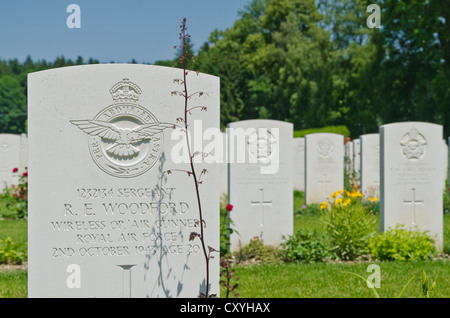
294,125 -> 350,138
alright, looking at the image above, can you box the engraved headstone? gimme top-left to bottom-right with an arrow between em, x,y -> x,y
305,133 -> 344,204
360,133 -> 380,199
442,139 -> 448,191
227,119 -> 293,252
0,133 -> 27,189
28,64 -> 220,297
220,132 -> 228,195
380,122 -> 443,251
345,140 -> 353,178
352,138 -> 361,185
293,137 -> 305,191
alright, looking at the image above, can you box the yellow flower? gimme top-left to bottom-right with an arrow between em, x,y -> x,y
368,197 -> 377,202
334,198 -> 343,205
331,190 -> 343,199
351,191 -> 363,198
344,190 -> 351,197
343,198 -> 351,206
320,202 -> 328,209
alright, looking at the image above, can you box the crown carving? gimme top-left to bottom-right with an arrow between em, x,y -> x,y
110,78 -> 142,102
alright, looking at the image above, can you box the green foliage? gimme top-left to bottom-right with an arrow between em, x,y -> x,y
219,194 -> 236,257
0,55 -> 100,134
279,229 -> 329,263
0,168 -> 28,219
0,75 -> 26,133
422,270 -> 436,298
368,225 -> 437,261
294,126 -> 350,138
0,237 -> 26,265
233,238 -> 281,264
320,190 -> 377,260
220,258 -> 239,298
443,188 -> 450,215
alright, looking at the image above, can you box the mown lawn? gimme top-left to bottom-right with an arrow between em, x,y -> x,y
0,270 -> 27,298
222,260 -> 450,298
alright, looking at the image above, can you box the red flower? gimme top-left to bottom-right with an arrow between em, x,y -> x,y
12,167 -> 18,173
226,204 -> 233,212
22,171 -> 28,177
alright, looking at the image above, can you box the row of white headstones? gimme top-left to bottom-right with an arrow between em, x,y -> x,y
225,121 -> 445,255
12,64 -> 446,297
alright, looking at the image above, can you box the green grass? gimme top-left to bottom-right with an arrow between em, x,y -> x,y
0,218 -> 28,298
0,218 -> 27,243
221,260 -> 450,298
0,270 -> 27,298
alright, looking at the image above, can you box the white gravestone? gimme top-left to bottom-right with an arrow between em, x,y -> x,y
345,140 -> 353,178
0,134 -> 26,189
293,137 -> 305,191
220,132 -> 228,195
28,64 -> 220,297
352,138 -> 361,185
305,133 -> 344,204
380,122 -> 443,251
227,119 -> 293,252
360,133 -> 380,199
442,140 -> 448,191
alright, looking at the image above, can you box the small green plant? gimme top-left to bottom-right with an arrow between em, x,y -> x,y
279,229 -> 329,263
233,238 -> 281,264
368,224 -> 437,261
219,195 -> 237,257
219,258 -> 239,298
0,237 -> 26,265
421,270 -> 436,298
320,190 -> 377,260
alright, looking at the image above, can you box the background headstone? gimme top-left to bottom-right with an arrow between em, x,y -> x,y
0,133 -> 26,189
380,121 -> 443,251
345,140 -> 353,178
360,133 -> 380,199
293,137 -> 305,191
442,139 -> 448,191
305,133 -> 344,204
352,138 -> 361,185
228,119 -> 293,252
28,64 -> 220,297
220,132 -> 228,196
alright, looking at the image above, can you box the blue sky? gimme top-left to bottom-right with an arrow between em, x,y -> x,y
0,0 -> 249,64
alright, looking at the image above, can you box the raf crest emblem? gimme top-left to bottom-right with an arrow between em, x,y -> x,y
71,78 -> 173,178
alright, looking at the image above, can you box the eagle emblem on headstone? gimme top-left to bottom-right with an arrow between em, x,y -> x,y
70,78 -> 173,178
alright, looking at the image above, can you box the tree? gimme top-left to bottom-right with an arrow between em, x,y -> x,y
0,75 -> 27,133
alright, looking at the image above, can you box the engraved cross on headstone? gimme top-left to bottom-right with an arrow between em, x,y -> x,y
319,172 -> 332,200
251,188 -> 272,227
403,188 -> 423,226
